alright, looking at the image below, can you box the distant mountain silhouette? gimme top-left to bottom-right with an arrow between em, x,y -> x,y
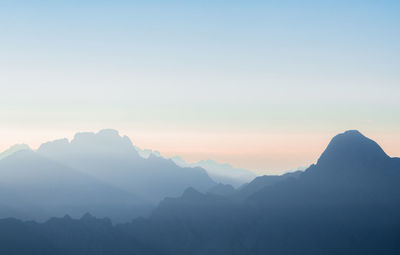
0,144 -> 31,160
0,129 -> 215,222
140,130 -> 400,254
171,157 -> 257,187
0,150 -> 149,222
134,146 -> 162,158
1,130 -> 400,254
132,149 -> 257,187
248,130 -> 400,207
36,129 -> 216,205
317,129 -> 390,169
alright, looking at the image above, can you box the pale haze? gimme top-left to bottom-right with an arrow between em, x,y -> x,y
1,1 -> 399,174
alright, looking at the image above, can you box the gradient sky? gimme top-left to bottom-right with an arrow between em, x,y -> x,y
1,0 -> 399,174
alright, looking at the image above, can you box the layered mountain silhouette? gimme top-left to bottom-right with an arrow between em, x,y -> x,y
0,149 -> 150,222
0,129 -> 216,222
37,129 -> 216,204
129,145 -> 257,187
247,130 -> 400,207
171,157 -> 257,187
137,130 -> 400,254
1,130 -> 400,254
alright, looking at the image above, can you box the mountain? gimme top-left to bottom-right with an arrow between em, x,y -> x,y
234,170 -> 302,201
171,157 -> 257,187
134,146 -> 162,158
37,129 -> 216,203
0,216 -> 160,255
248,130 -> 400,206
0,150 -> 149,222
138,130 -> 400,254
245,130 -> 400,210
207,183 -> 235,196
117,139 -> 257,188
0,144 -> 31,160
1,130 -> 400,254
317,130 -> 390,167
0,129 -> 216,222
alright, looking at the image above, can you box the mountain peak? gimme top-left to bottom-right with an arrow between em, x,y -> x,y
72,129 -> 124,144
317,130 -> 389,168
97,129 -> 120,136
342,129 -> 363,136
0,144 -> 31,160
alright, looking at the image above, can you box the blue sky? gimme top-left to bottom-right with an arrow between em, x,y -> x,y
1,1 -> 399,173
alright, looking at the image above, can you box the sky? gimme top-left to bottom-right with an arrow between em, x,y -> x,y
1,0 -> 399,174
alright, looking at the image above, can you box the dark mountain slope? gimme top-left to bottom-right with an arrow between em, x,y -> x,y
234,170 -> 302,201
138,130 -> 400,254
248,130 -> 400,208
0,216 -> 161,255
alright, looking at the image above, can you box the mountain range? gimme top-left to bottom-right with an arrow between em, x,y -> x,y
0,129 -> 217,222
0,130 -> 399,254
133,148 -> 258,187
170,157 -> 258,188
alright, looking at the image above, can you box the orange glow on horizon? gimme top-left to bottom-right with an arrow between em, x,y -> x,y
2,128 -> 398,175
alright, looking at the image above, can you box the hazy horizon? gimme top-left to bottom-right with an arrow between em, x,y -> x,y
2,2 -> 400,254
1,128 -> 398,175
1,1 -> 399,174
